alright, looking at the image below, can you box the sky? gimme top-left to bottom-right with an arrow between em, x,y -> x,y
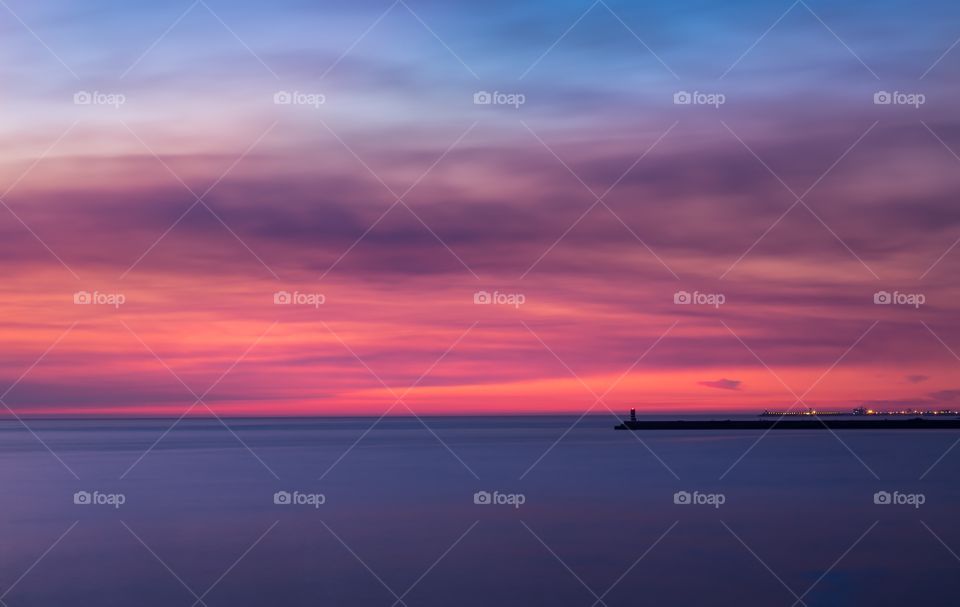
2,0 -> 960,416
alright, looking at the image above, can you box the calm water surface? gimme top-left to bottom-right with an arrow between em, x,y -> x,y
1,415 -> 958,606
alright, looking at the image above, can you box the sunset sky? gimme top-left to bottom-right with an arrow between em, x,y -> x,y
3,0 -> 960,416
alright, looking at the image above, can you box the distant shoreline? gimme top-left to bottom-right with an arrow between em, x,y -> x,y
616,418 -> 960,430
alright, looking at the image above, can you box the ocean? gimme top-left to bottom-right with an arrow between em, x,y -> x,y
1,415 -> 958,606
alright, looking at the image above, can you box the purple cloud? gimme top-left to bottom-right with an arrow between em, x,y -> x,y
698,379 -> 742,391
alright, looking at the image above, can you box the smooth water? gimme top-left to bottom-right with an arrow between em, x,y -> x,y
1,416 -> 958,606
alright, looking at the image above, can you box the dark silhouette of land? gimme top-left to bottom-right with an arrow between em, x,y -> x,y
616,418 -> 960,430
